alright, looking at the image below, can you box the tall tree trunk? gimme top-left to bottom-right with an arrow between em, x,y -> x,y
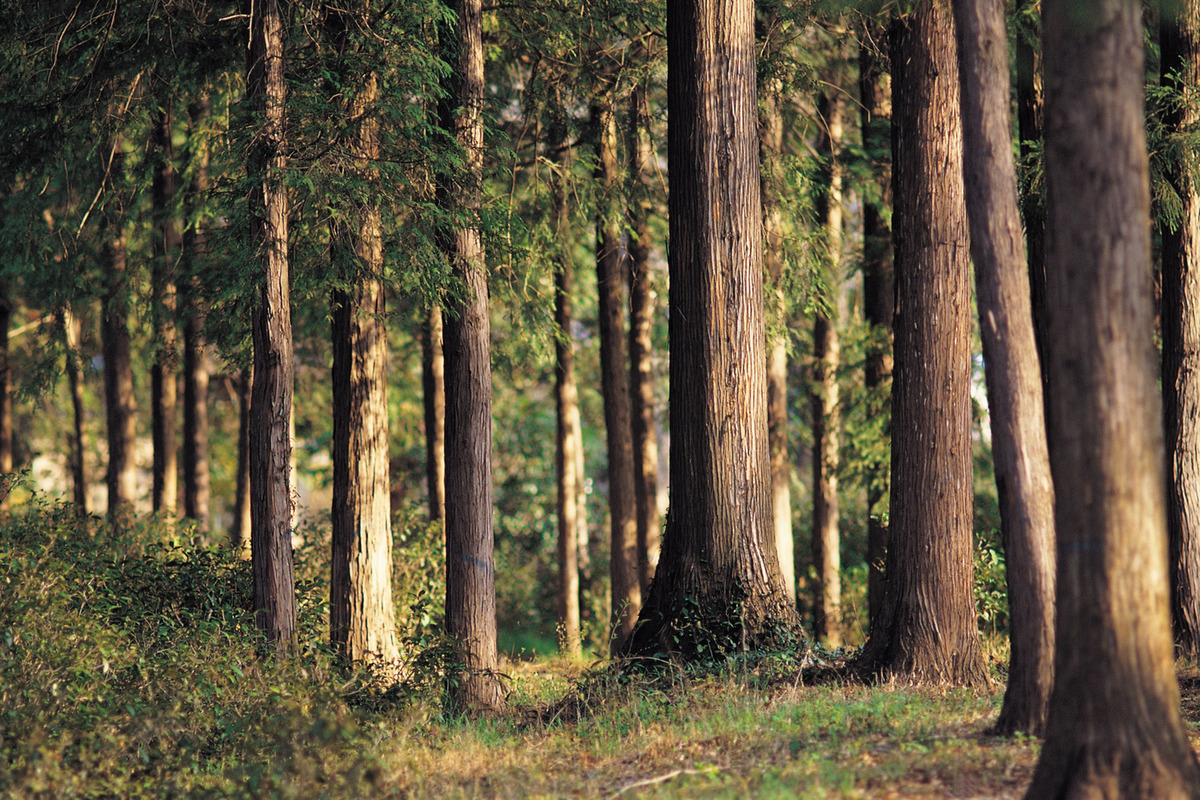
628,71 -> 661,597
554,134 -> 583,659
953,0 -> 1056,736
855,0 -> 987,686
811,90 -> 843,647
759,13 -> 795,604
1160,0 -> 1200,661
247,0 -> 298,655
63,306 -> 87,513
233,367 -> 252,558
440,0 -> 503,710
624,0 -> 801,658
182,98 -> 211,529
592,96 -> 640,652
422,305 -> 446,523
1027,1 -> 1200,794
858,31 -> 894,632
151,106 -> 179,518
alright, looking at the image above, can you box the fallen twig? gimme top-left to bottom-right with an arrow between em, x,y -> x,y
605,767 -> 713,799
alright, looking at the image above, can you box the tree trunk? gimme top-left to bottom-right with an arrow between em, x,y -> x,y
858,31 -> 894,632
854,0 -> 987,687
63,306 -> 87,513
151,106 -> 179,518
953,0 -> 1056,736
1160,0 -> 1200,662
182,98 -> 211,530
628,72 -> 661,597
422,305 -> 446,523
0,291 -> 10,509
624,0 -> 800,658
1027,1 -> 1200,794
233,367 -> 252,558
811,90 -> 843,648
247,0 -> 298,655
592,97 -> 641,653
440,0 -> 503,711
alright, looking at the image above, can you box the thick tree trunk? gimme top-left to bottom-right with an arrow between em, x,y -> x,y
422,305 -> 446,523
1160,0 -> 1200,661
811,91 -> 843,648
151,107 -> 179,518
182,99 -> 211,529
1027,2 -> 1200,794
440,0 -> 503,710
624,0 -> 800,658
233,367 -> 252,558
953,0 -> 1056,736
628,75 -> 661,597
858,33 -> 894,631
247,0 -> 298,655
63,306 -> 87,513
855,1 -> 987,687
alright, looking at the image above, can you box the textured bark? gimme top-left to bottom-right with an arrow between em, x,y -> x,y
954,0 -> 1056,736
859,33 -> 894,631
554,138 -> 583,659
247,0 -> 298,655
182,99 -> 211,528
422,305 -> 446,523
1161,0 -> 1200,661
624,0 -> 800,658
233,367 -> 252,558
592,97 -> 640,652
151,107 -> 179,518
811,91 -> 843,648
63,307 -> 87,513
628,74 -> 661,597
1027,2 -> 1200,795
440,0 -> 503,710
855,1 -> 987,687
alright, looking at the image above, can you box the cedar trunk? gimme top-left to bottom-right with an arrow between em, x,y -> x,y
182,98 -> 211,528
953,0 -> 1056,735
422,305 -> 446,523
1160,0 -> 1200,660
624,0 -> 800,658
247,0 -> 298,654
855,1 -> 987,686
1027,1 -> 1200,795
151,107 -> 179,517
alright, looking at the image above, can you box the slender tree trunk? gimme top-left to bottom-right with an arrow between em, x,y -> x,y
182,98 -> 211,529
855,0 -> 987,686
811,90 -> 843,647
1027,1 -> 1200,794
233,367 -> 252,558
1160,0 -> 1200,661
628,72 -> 661,597
63,306 -> 87,513
0,292 -> 11,509
953,0 -> 1057,736
151,107 -> 179,518
440,0 -> 503,710
859,31 -> 894,631
422,305 -> 446,523
247,0 -> 298,654
624,0 -> 801,658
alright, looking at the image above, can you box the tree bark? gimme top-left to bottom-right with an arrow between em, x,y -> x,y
1160,0 -> 1200,662
858,31 -> 894,632
233,367 -> 252,558
592,96 -> 641,653
440,0 -> 503,710
854,0 -> 987,687
182,98 -> 211,530
151,106 -> 179,518
953,0 -> 1056,736
624,0 -> 800,658
422,305 -> 446,523
247,0 -> 298,655
1027,1 -> 1200,794
62,306 -> 87,514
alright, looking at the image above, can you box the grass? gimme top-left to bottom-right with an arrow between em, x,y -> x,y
2,499 -> 1198,799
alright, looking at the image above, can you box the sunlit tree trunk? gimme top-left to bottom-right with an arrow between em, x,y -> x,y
422,305 -> 446,523
1027,1 -> 1200,793
151,106 -> 179,518
182,98 -> 211,530
233,367 -> 252,558
953,0 -> 1056,735
62,306 -> 87,513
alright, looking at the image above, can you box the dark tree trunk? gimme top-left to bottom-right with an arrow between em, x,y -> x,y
855,0 -> 987,687
63,307 -> 87,513
233,367 -> 252,558
247,0 -> 298,655
1027,1 -> 1200,794
151,107 -> 179,518
182,98 -> 211,529
422,305 -> 446,523
592,96 -> 640,652
858,31 -> 894,632
953,0 -> 1056,736
628,72 -> 661,597
1160,0 -> 1200,661
440,0 -> 503,710
624,0 -> 800,658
